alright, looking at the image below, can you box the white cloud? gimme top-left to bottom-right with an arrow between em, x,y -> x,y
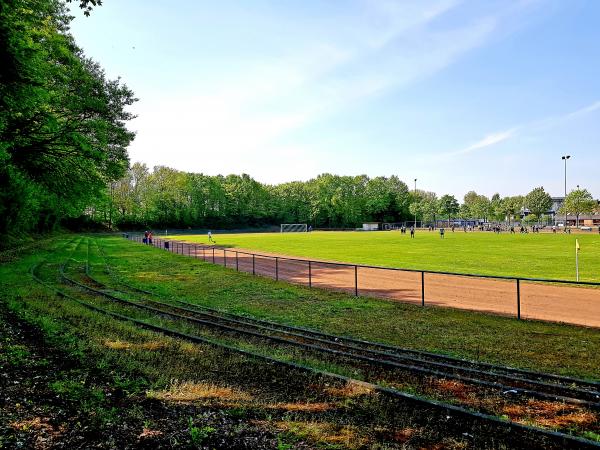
440,99 -> 600,158
453,129 -> 517,155
564,100 -> 600,119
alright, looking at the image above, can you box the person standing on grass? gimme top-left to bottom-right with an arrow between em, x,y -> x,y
208,230 -> 214,243
148,231 -> 153,245
440,228 -> 445,239
410,226 -> 415,238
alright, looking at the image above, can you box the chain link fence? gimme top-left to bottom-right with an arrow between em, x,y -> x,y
126,234 -> 600,328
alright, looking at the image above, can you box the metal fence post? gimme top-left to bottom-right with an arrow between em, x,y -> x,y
212,247 -> 215,263
224,249 -> 227,267
252,254 -> 255,275
275,257 -> 279,281
188,244 -> 190,257
516,278 -> 521,320
421,271 -> 425,307
354,265 -> 358,296
236,252 -> 239,271
203,246 -> 205,260
308,260 -> 312,288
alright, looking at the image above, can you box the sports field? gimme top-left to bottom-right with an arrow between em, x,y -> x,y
175,230 -> 600,282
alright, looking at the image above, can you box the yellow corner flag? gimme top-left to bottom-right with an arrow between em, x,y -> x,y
576,239 -> 580,252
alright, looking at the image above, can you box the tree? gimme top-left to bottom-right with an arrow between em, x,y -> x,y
0,0 -> 135,233
408,190 -> 437,226
524,187 -> 552,225
364,176 -> 410,223
408,202 -> 421,226
560,188 -> 596,227
462,191 -> 490,221
66,0 -> 101,16
438,195 -> 459,226
499,196 -> 524,225
490,193 -> 504,222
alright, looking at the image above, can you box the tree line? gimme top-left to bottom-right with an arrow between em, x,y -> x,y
89,164 -> 597,229
89,164 -> 413,229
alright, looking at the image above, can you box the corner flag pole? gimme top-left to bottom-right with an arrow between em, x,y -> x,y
576,239 -> 580,282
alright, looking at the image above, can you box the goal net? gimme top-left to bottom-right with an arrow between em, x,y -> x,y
280,223 -> 308,233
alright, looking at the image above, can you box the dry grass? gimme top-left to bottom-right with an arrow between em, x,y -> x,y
10,417 -> 56,432
146,381 -> 252,404
322,380 -> 373,398
9,417 -> 66,450
258,420 -> 368,449
432,379 -> 475,402
103,339 -> 167,351
266,402 -> 332,412
138,428 -> 164,439
384,426 -> 418,443
503,399 -> 598,428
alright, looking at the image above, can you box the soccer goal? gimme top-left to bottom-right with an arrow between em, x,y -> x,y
280,223 -> 308,233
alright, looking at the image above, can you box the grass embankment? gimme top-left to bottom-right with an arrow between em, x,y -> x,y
0,236 -> 473,448
174,231 -> 600,281
101,236 -> 600,379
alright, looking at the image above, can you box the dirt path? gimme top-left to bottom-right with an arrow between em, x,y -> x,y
160,239 -> 600,328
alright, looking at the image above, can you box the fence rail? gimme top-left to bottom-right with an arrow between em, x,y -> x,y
125,234 -> 600,328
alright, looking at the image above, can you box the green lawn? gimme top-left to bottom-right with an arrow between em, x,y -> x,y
174,230 -> 600,281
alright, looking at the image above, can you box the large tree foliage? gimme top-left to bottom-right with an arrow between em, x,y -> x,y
524,187 -> 552,224
0,0 -> 135,233
560,188 -> 596,226
438,194 -> 459,225
91,169 -> 416,229
462,191 -> 491,221
498,196 -> 524,224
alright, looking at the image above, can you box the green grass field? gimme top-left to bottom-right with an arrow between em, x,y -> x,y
175,230 -> 600,282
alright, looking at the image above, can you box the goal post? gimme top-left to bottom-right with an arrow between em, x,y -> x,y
280,223 -> 308,233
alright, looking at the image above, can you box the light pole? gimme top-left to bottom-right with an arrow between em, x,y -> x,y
414,178 -> 417,228
561,155 -> 570,226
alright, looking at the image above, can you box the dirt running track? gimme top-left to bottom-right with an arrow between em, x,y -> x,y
157,239 -> 600,328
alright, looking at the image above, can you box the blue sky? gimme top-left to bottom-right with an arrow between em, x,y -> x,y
68,0 -> 600,199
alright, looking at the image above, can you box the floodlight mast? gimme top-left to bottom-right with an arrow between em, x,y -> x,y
562,155 -> 571,226
414,178 -> 417,228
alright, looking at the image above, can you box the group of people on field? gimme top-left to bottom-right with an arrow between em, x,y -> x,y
402,224 -> 584,237
399,225 -> 415,238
